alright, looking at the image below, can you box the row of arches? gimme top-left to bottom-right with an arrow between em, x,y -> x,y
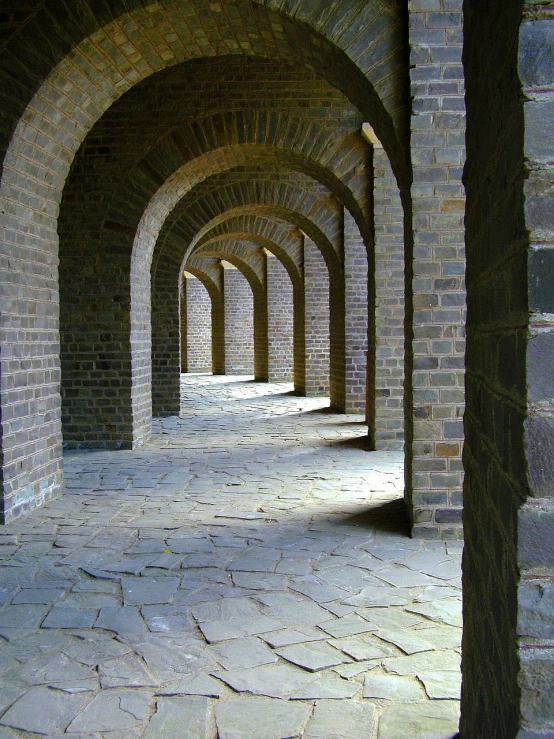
0,0 -> 551,734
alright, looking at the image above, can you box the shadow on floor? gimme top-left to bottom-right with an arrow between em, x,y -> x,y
339,499 -> 411,538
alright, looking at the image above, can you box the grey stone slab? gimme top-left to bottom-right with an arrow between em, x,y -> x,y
276,641 -> 350,672
212,663 -> 316,698
141,604 -> 193,634
383,650 -> 461,676
67,691 -> 151,733
304,700 -> 377,739
261,626 -> 326,649
231,572 -> 288,590
228,548 -> 281,573
142,696 -> 209,739
133,636 -> 217,681
377,701 -> 460,739
41,606 -> 98,629
406,600 -> 462,628
62,633 -> 131,666
58,592 -> 121,608
12,588 -> 66,604
343,587 -> 412,608
101,555 -> 158,575
49,678 -> 99,693
157,672 -> 222,697
263,600 -> 332,626
333,660 -> 382,678
328,635 -> 396,662
374,629 -> 434,656
95,606 -> 149,635
363,672 -> 426,701
290,576 -> 347,603
0,584 -> 20,606
318,613 -> 377,639
121,577 -> 180,605
197,614 -> 284,643
414,585 -> 461,603
275,558 -> 311,576
373,567 -> 436,588
0,605 -> 49,629
191,597 -> 260,622
291,674 -> 361,699
208,636 -> 278,670
0,651 -> 19,676
410,625 -> 462,650
0,687 -> 89,734
20,652 -> 97,686
357,608 -> 423,631
215,696 -> 312,739
99,653 -> 159,688
418,670 -> 462,699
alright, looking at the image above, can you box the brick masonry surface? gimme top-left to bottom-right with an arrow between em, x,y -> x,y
266,254 -> 294,383
223,266 -> 255,376
374,147 -> 405,451
461,2 -> 554,737
407,0 -> 466,539
303,236 -> 330,397
183,275 -> 212,373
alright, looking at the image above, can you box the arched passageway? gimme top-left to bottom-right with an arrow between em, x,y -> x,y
0,1 -> 552,736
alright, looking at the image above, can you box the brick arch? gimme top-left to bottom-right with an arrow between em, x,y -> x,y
187,211 -> 338,277
192,226 -> 302,290
154,177 -> 344,259
0,0 -> 406,519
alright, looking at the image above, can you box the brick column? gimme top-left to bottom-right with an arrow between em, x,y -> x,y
266,252 -> 294,382
304,236 -> 330,396
374,146 -> 405,451
344,209 -> 369,415
461,4 -> 554,736
407,0 -> 466,538
223,263 -> 254,375
183,274 -> 212,372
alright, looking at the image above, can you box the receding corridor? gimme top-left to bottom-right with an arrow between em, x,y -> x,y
0,375 -> 461,738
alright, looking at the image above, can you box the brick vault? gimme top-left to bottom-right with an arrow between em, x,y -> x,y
0,0 -> 552,735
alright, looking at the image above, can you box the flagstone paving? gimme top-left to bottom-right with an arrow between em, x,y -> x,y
0,374 -> 462,738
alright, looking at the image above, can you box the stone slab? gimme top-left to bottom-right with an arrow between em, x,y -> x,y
215,697 -> 311,739
304,700 -> 377,739
142,696 -> 209,739
0,687 -> 89,734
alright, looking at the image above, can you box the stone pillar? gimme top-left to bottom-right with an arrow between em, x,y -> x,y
374,146 -> 405,451
344,209 -> 369,415
266,252 -> 294,382
461,3 -> 554,736
183,274 -> 212,372
407,0 -> 466,538
223,262 -> 254,375
304,235 -> 330,396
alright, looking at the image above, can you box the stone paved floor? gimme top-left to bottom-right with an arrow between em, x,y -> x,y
0,375 -> 462,739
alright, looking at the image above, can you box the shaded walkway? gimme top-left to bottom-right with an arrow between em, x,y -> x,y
0,375 -> 461,738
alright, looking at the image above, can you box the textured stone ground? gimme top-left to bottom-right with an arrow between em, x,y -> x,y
0,375 -> 462,738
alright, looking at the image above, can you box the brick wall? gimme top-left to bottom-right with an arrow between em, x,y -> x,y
187,258 -> 225,376
223,265 -> 255,375
461,2 -> 554,736
374,146 -> 405,450
266,254 -> 294,383
304,236 -> 330,397
183,275 -> 212,373
344,209 -> 369,415
407,0 -> 466,539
